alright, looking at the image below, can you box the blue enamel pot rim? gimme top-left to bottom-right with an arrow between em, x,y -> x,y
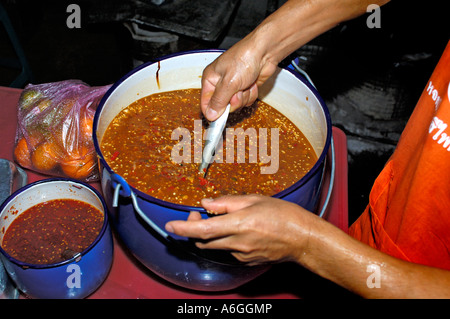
93,49 -> 332,213
0,178 -> 110,269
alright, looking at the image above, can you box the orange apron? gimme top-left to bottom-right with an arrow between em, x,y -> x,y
348,40 -> 450,270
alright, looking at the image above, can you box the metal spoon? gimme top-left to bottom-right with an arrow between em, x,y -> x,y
199,104 -> 230,177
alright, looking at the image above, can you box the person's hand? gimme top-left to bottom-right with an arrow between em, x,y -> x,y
165,194 -> 319,265
200,0 -> 383,122
201,37 -> 279,121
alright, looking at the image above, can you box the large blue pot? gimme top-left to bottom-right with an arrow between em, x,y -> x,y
93,50 -> 331,291
0,179 -> 113,299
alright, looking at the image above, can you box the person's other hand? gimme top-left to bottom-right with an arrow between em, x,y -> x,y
165,194 -> 318,265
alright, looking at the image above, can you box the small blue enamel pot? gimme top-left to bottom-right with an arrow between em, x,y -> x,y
0,179 -> 113,299
93,50 -> 331,291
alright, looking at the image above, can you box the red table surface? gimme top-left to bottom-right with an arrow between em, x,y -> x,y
0,86 -> 348,299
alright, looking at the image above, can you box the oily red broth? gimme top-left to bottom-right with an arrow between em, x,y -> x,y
100,89 -> 317,206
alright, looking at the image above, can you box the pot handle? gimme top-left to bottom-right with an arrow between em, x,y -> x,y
111,173 -> 170,239
318,135 -> 335,218
110,173 -> 131,197
289,59 -> 335,219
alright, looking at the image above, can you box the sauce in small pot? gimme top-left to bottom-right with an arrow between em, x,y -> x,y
1,199 -> 103,265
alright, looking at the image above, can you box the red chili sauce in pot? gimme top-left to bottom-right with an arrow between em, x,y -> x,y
1,199 -> 103,265
100,89 -> 318,207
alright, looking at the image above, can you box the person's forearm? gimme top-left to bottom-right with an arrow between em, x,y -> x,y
247,0 -> 390,66
300,217 -> 450,298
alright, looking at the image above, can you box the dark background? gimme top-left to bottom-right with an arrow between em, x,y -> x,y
1,0 -> 448,224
